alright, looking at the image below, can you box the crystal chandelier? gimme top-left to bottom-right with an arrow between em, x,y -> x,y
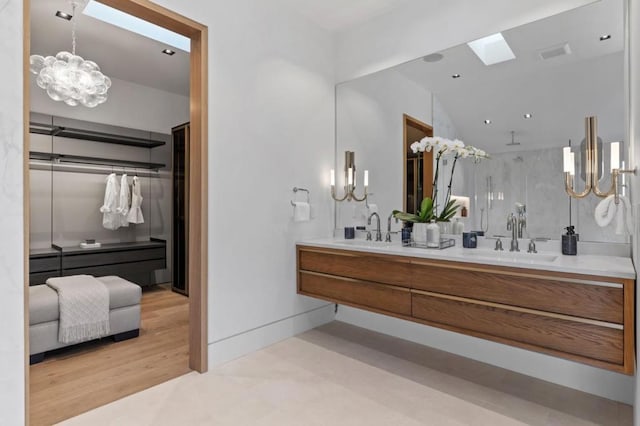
29,1 -> 111,108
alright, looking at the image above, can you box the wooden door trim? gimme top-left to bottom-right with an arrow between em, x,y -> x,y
23,0 -> 209,422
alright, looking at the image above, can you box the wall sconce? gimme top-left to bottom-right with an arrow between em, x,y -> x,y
330,151 -> 368,202
563,116 -> 636,204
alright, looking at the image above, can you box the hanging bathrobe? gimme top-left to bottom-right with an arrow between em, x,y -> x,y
117,174 -> 130,228
100,173 -> 121,230
127,176 -> 144,224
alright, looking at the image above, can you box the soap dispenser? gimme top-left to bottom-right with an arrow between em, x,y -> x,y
453,218 -> 464,235
562,226 -> 578,256
426,219 -> 440,248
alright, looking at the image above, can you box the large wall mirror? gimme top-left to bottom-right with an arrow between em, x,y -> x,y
335,0 -> 626,243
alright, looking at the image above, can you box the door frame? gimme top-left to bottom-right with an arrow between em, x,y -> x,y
22,0 -> 209,421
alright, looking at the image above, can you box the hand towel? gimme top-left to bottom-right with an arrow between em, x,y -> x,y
615,196 -> 634,235
594,195 -> 617,227
293,202 -> 311,222
594,194 -> 634,234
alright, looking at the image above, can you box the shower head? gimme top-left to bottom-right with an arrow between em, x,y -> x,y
506,130 -> 521,146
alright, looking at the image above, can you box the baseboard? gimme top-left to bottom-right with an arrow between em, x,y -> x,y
208,304 -> 335,367
336,306 -> 635,404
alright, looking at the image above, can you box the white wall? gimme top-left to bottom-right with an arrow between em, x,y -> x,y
335,69 -> 432,230
148,0 -> 337,363
30,77 -> 189,134
0,0 -> 25,424
333,0 -> 635,404
335,0 -> 597,82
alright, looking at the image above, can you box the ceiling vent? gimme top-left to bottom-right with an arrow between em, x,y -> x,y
538,43 -> 571,60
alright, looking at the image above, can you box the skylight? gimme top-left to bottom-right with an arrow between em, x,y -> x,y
83,0 -> 190,52
467,33 -> 515,66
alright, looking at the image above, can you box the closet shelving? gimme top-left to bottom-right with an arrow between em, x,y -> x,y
29,119 -> 167,171
29,151 -> 166,171
29,121 -> 166,148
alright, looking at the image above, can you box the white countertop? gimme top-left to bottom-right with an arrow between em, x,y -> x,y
298,237 -> 636,279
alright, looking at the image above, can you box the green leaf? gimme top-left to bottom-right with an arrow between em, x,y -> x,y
437,200 -> 459,222
419,197 -> 433,221
392,211 -> 422,223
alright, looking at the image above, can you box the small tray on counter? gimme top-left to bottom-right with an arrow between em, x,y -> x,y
403,238 -> 456,250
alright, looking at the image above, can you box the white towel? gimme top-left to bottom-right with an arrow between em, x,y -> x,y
594,195 -> 634,234
293,202 -> 310,222
46,275 -> 110,344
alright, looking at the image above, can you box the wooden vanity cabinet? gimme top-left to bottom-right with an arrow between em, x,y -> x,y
296,245 -> 635,374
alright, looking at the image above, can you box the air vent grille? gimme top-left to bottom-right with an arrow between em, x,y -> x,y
538,43 -> 571,60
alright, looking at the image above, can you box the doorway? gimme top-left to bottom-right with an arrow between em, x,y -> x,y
23,0 -> 208,423
403,114 -> 433,213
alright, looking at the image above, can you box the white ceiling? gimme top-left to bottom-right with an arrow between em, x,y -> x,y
30,0 -> 414,97
30,0 -> 190,96
277,0 -> 413,31
393,0 -> 624,153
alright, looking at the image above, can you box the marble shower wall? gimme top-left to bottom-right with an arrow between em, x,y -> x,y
459,147 -> 628,243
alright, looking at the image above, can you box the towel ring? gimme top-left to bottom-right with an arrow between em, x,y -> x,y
291,187 -> 310,206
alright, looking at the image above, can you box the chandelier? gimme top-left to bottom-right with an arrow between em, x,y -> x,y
29,1 -> 111,108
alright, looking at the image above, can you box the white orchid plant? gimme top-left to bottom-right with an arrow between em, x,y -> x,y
394,137 -> 489,223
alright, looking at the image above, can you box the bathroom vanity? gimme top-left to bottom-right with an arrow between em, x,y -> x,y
297,239 -> 635,374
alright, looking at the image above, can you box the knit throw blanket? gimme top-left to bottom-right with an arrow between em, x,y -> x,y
46,275 -> 110,344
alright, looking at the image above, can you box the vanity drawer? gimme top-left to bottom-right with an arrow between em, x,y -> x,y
412,291 -> 624,365
410,260 -> 624,324
298,247 -> 411,287
299,270 -> 411,316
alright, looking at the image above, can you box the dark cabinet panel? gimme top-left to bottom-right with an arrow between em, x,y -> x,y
172,123 -> 189,296
29,240 -> 166,287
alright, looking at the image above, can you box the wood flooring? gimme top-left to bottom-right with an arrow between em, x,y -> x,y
29,284 -> 190,426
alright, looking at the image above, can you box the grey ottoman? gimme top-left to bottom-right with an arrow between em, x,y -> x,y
29,275 -> 142,364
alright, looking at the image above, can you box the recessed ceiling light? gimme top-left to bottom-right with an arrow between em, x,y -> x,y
162,49 -> 176,56
452,74 -> 461,79
467,33 -> 516,66
484,119 -> 492,125
600,34 -> 612,41
524,113 -> 533,119
55,10 -> 73,20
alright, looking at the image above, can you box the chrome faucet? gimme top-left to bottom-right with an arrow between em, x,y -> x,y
386,212 -> 398,242
506,213 -> 519,252
515,203 -> 527,238
368,212 -> 382,242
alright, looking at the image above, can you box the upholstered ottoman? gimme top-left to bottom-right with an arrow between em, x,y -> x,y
29,275 -> 142,364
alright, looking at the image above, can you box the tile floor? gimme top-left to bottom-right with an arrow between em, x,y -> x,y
60,321 -> 632,426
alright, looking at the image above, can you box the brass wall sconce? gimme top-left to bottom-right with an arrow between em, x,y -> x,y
563,116 -> 636,204
330,151 -> 368,202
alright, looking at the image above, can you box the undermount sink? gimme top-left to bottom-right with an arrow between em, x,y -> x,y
332,239 -> 394,248
464,250 -> 558,264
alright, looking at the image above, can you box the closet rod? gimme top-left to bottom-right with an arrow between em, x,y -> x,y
29,151 -> 166,170
29,161 -> 166,178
